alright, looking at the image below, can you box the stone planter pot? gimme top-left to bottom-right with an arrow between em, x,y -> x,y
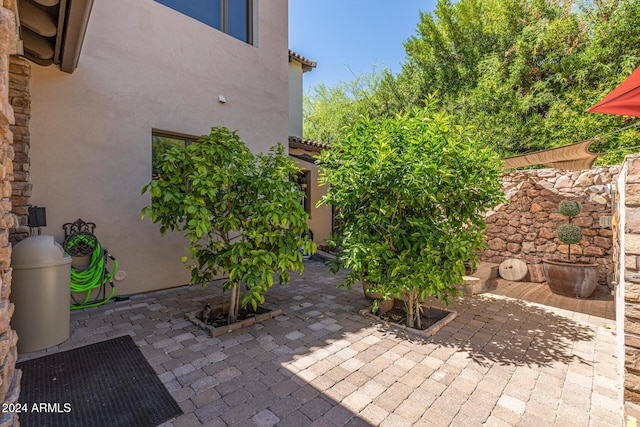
362,281 -> 395,313
362,280 -> 382,300
542,259 -> 599,298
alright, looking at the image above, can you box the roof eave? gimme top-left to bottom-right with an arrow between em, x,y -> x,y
18,0 -> 93,73
288,136 -> 331,153
58,0 -> 93,73
288,49 -> 316,73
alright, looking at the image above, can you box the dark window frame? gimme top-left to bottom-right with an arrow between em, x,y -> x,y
152,130 -> 200,180
296,170 -> 312,217
154,0 -> 254,44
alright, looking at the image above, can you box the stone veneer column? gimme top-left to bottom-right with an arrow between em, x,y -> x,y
8,55 -> 29,244
621,155 -> 640,419
0,1 -> 21,426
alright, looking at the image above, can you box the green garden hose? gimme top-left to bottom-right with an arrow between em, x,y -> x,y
66,235 -> 118,310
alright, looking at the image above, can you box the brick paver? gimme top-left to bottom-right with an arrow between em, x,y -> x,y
18,260 -> 623,426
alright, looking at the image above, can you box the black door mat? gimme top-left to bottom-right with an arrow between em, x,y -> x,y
16,335 -> 183,427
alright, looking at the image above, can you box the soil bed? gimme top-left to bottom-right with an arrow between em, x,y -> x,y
186,305 -> 282,337
361,302 -> 457,338
378,306 -> 450,330
201,306 -> 271,328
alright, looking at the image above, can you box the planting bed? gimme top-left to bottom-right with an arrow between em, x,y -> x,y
185,304 -> 282,337
360,301 -> 457,338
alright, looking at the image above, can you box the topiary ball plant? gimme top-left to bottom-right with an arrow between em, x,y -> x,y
558,200 -> 582,218
557,223 -> 583,245
556,200 -> 583,260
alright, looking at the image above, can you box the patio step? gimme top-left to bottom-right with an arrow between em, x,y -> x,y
313,249 -> 336,262
313,252 -> 498,296
459,262 -> 500,295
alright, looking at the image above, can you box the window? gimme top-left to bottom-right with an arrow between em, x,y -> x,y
152,131 -> 199,179
154,0 -> 253,44
296,170 -> 311,216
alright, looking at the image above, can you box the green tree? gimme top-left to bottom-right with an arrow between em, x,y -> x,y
403,0 -> 526,100
403,0 -> 640,162
142,127 -> 316,324
303,70 -> 383,144
306,0 -> 640,164
317,103 -> 503,328
152,136 -> 184,177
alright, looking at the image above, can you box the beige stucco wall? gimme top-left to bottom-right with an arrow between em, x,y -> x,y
27,0 -> 289,294
288,60 -> 303,137
290,148 -> 332,245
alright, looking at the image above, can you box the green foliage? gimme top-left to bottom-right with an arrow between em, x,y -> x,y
317,104 -> 504,328
557,223 -> 583,245
305,0 -> 640,165
402,0 -> 640,163
555,199 -> 584,260
558,200 -> 582,217
152,136 -> 185,177
141,127 -> 316,322
303,70 -> 387,144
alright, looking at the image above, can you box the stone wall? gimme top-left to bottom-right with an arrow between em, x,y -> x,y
0,1 -> 20,426
621,155 -> 640,409
8,56 -> 29,244
481,167 -> 619,291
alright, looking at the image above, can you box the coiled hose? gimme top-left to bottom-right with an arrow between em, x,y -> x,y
66,235 -> 118,310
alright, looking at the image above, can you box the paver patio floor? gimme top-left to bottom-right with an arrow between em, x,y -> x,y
18,260 -> 622,426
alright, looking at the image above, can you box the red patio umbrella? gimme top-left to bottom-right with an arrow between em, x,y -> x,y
587,66 -> 640,117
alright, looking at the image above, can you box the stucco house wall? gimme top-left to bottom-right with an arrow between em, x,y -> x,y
289,149 -> 332,244
288,60 -> 303,138
287,51 -> 332,245
27,0 -> 289,294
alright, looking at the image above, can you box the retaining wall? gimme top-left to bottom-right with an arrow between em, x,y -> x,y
481,166 -> 619,293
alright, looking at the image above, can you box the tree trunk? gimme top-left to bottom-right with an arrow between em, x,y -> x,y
406,288 -> 415,328
404,287 -> 421,329
227,283 -> 241,324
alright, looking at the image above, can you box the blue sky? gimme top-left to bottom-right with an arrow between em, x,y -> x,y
289,1 -> 439,92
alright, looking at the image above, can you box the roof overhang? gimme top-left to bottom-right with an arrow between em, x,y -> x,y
288,49 -> 316,73
18,0 -> 93,73
289,136 -> 330,153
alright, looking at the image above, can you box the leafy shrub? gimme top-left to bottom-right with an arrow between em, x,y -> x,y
558,200 -> 582,218
142,127 -> 315,323
557,223 -> 583,245
317,103 -> 504,328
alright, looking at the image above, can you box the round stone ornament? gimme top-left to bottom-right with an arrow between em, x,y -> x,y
499,258 -> 528,281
